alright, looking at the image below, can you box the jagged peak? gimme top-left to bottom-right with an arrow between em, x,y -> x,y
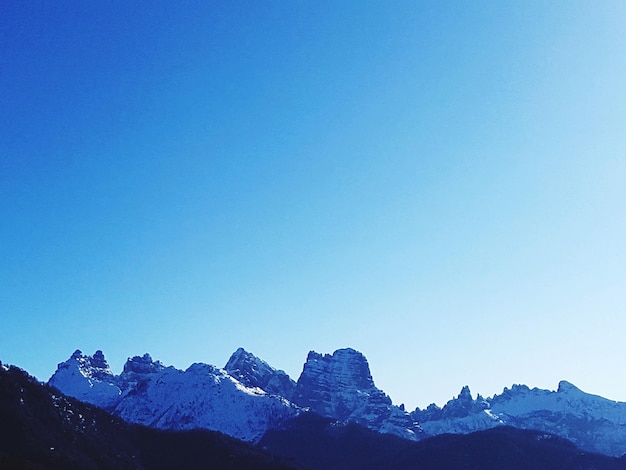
305,350 -> 323,362
458,385 -> 472,400
122,353 -> 165,375
304,348 -> 370,366
225,347 -> 270,371
501,383 -> 531,396
293,347 -> 417,439
557,380 -> 581,393
299,347 -> 374,389
229,347 -> 248,359
225,348 -> 296,398
91,350 -> 108,369
59,349 -> 112,376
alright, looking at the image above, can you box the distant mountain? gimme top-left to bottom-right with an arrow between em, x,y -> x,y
291,348 -> 423,440
260,413 -> 626,470
412,381 -> 626,456
6,359 -> 626,470
49,349 -> 298,442
47,347 -> 626,457
48,349 -> 122,410
225,347 -> 296,400
0,361 -> 293,469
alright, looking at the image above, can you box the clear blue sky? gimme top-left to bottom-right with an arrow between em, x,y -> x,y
2,1 -> 625,410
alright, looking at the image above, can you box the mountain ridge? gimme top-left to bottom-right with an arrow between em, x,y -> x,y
46,347 -> 626,457
6,361 -> 626,469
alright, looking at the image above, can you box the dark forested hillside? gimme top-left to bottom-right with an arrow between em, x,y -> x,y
4,360 -> 626,470
260,413 -> 626,470
0,362 -> 292,469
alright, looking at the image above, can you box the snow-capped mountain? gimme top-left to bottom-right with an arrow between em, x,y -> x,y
292,348 -> 423,440
49,347 -> 423,443
9,362 -> 626,470
225,347 -> 296,400
0,362 -> 295,469
412,381 -> 626,456
48,349 -> 122,410
48,347 -> 626,457
113,362 -> 297,442
48,350 -> 298,442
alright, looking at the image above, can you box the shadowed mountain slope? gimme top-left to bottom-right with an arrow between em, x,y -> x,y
260,413 -> 626,470
0,362 -> 292,469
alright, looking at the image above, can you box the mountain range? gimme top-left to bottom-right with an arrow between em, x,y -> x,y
4,359 -> 626,470
46,347 -> 626,459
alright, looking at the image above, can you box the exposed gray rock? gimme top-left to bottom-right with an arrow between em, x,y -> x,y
225,348 -> 296,400
293,348 -> 423,440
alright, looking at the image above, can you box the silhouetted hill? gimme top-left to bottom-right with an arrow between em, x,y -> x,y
0,362 -> 292,469
259,413 -> 626,470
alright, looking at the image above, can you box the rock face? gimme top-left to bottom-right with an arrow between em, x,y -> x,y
224,348 -> 296,400
292,348 -> 423,440
49,350 -> 298,442
412,381 -> 626,456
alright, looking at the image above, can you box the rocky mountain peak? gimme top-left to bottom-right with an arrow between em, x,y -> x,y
91,350 -> 108,369
557,380 -> 581,394
458,385 -> 472,401
298,348 -> 375,393
49,349 -> 298,442
48,350 -> 121,411
44,347 -> 626,457
412,385 -> 489,423
58,349 -> 113,381
122,353 -> 165,375
224,348 -> 296,399
293,348 -> 422,440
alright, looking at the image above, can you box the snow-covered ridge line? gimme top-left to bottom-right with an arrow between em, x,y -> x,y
48,347 -> 626,456
411,380 -> 626,456
48,349 -> 299,442
47,347 -> 421,442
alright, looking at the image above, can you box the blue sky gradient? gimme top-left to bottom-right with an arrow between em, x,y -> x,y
2,1 -> 625,409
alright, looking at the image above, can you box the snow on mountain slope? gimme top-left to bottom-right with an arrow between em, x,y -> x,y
225,348 -> 296,400
292,348 -> 423,440
49,350 -> 298,442
412,381 -> 626,456
48,350 -> 121,411
49,347 -> 626,456
113,362 -> 298,442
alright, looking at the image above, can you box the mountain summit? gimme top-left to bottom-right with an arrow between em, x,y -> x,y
224,348 -> 296,399
412,381 -> 626,456
292,348 -> 423,440
48,349 -> 121,410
